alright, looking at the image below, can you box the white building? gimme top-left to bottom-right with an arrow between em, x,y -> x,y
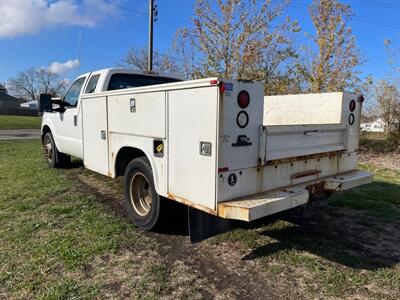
360,118 -> 385,133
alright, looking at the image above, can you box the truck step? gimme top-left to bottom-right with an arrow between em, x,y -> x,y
218,187 -> 309,222
324,170 -> 374,191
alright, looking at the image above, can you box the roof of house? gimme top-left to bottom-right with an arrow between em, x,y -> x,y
0,91 -> 22,103
0,84 -> 6,94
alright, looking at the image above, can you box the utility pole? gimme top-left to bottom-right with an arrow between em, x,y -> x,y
148,0 -> 154,71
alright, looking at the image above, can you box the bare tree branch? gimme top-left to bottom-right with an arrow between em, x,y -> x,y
8,68 -> 68,100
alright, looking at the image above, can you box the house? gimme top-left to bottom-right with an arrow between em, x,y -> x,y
0,88 -> 24,114
0,85 -> 37,116
360,118 -> 385,133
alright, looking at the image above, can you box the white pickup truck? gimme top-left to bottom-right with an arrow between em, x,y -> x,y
39,68 -> 373,240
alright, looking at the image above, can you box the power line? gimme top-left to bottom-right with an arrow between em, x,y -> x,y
113,3 -> 147,16
352,0 -> 400,11
289,2 -> 400,30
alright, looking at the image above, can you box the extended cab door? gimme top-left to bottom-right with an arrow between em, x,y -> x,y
53,76 -> 87,158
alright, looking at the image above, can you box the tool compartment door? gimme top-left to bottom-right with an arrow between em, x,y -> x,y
82,96 -> 109,175
167,87 -> 218,211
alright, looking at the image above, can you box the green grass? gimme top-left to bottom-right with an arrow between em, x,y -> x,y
0,115 -> 42,129
359,131 -> 400,153
139,263 -> 171,297
0,140 -> 152,298
328,164 -> 400,221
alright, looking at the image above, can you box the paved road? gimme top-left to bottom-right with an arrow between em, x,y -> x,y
0,129 -> 41,140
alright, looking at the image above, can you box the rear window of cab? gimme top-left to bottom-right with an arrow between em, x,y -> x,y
107,73 -> 181,91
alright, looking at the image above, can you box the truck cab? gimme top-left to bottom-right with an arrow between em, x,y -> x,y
41,68 -> 182,160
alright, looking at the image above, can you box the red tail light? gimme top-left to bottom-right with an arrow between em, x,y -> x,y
237,90 -> 250,108
210,79 -> 218,85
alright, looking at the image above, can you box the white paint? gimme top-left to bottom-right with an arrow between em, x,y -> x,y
264,93 -> 345,125
82,96 -> 108,175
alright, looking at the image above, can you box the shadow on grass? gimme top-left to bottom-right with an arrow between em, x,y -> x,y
239,193 -> 400,270
67,158 -> 191,236
68,159 -> 84,169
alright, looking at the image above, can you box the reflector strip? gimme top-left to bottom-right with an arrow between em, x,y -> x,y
218,167 -> 229,173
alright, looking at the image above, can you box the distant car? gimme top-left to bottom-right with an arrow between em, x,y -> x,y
20,100 -> 38,110
360,118 -> 385,133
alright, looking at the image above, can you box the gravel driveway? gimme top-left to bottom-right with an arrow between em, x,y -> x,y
0,129 -> 41,140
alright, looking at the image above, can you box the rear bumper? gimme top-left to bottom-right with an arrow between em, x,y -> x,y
324,170 -> 374,191
217,170 -> 373,222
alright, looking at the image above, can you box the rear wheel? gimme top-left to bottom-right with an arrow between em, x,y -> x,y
42,132 -> 70,168
124,157 -> 162,230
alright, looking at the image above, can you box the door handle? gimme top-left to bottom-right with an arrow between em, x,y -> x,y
304,130 -> 318,136
73,115 -> 77,126
101,130 -> 106,140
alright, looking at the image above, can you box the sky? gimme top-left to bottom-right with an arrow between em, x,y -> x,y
0,0 -> 399,86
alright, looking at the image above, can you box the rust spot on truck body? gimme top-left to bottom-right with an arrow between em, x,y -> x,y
266,150 -> 344,166
291,169 -> 321,180
166,193 -> 218,216
217,203 -> 250,221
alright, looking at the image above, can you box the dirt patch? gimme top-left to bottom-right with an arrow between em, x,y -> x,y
286,202 -> 400,267
65,167 -> 281,299
358,152 -> 400,171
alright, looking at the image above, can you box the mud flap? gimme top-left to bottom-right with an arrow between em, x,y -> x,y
188,207 -> 234,243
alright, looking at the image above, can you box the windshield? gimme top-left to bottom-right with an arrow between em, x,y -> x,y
107,73 -> 181,91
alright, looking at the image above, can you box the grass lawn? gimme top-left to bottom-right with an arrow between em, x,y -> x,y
1,139 -> 399,299
0,115 -> 42,130
0,140 -> 159,299
328,164 -> 400,221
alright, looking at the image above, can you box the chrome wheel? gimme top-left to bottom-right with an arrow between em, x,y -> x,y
129,172 -> 152,216
43,135 -> 53,162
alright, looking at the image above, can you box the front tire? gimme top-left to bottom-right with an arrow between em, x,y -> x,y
42,132 -> 71,168
124,157 -> 162,230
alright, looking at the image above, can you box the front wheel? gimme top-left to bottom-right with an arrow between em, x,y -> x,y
42,132 -> 70,168
123,157 -> 162,230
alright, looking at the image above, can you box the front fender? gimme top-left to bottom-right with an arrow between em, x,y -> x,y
41,113 -> 63,152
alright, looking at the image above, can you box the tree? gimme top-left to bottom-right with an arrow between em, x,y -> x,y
296,0 -> 362,93
8,67 -> 67,100
121,46 -> 178,74
172,0 -> 300,94
375,80 -> 400,133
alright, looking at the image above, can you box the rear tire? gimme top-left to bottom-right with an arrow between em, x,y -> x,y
123,157 -> 162,230
42,132 -> 71,168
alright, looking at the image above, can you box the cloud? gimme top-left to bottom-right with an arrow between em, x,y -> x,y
48,59 -> 80,75
0,0 -> 121,38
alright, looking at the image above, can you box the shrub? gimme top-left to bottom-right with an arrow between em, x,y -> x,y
387,131 -> 400,152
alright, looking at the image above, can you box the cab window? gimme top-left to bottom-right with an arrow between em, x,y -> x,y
107,73 -> 181,91
85,74 -> 100,94
64,77 -> 86,106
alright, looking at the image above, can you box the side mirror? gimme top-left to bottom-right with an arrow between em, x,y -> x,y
51,97 -> 66,113
38,94 -> 52,115
38,94 -> 66,114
